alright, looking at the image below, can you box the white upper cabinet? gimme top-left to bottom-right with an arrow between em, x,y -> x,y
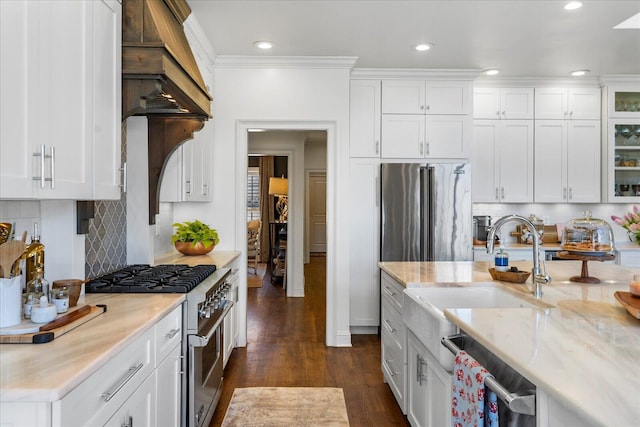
92,0 -> 123,200
473,87 -> 534,119
534,120 -> 600,203
535,87 -> 600,120
382,80 -> 471,115
0,0 -> 122,200
350,80 -> 382,157
472,120 -> 534,203
381,115 -> 470,159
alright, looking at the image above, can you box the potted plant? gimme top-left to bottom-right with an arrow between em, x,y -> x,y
171,220 -> 220,255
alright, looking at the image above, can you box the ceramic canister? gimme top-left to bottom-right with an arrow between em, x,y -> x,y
0,276 -> 22,328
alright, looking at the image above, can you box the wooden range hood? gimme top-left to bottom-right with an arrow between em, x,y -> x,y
122,0 -> 212,224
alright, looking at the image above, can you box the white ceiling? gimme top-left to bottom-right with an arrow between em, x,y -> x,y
189,0 -> 640,78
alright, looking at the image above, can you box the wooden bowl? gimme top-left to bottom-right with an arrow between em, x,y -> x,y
175,242 -> 215,256
52,279 -> 84,307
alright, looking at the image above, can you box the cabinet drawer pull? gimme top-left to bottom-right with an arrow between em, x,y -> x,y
495,187 -> 499,200
119,162 -> 127,193
165,328 -> 180,339
417,354 -> 428,385
49,146 -> 55,189
384,359 -> 396,376
121,415 -> 133,427
383,319 -> 396,333
375,140 -> 379,155
383,286 -> 397,297
101,363 -> 144,402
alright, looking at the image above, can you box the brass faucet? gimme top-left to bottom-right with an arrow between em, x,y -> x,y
487,214 -> 551,298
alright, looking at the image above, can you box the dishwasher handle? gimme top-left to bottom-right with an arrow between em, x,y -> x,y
442,334 -> 536,416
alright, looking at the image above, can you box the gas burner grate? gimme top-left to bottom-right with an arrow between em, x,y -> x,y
85,264 -> 217,294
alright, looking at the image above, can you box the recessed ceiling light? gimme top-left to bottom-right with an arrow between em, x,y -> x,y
564,1 -> 583,10
483,69 -> 500,76
253,41 -> 274,50
570,69 -> 590,77
414,43 -> 434,52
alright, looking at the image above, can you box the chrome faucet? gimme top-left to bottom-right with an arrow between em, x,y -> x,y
486,214 -> 551,298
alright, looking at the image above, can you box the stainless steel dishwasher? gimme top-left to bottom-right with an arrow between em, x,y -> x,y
442,334 -> 537,427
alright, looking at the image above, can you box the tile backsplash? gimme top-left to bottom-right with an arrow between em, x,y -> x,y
85,122 -> 128,278
473,203 -> 637,244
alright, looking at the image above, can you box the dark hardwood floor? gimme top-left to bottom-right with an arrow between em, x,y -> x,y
209,255 -> 409,426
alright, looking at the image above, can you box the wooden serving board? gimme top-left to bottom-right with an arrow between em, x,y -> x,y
0,304 -> 107,344
614,292 -> 640,320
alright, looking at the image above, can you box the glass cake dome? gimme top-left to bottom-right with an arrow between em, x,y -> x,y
561,211 -> 615,254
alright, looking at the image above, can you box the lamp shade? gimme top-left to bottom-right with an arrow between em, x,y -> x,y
268,177 -> 288,196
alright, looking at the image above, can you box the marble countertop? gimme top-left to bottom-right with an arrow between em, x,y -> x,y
380,260 -> 640,426
154,249 -> 240,267
0,293 -> 184,402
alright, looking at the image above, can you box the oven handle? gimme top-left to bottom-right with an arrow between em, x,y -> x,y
442,334 -> 536,416
188,300 -> 234,348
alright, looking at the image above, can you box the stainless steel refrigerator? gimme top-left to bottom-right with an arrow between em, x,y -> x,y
380,163 -> 472,262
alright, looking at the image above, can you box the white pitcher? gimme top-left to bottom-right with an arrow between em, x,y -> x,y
0,276 -> 22,328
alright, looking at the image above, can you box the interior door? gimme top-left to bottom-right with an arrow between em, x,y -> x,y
308,172 -> 327,253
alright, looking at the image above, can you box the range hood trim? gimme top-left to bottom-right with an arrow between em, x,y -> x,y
122,0 -> 214,225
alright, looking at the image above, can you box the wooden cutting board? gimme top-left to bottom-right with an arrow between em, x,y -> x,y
0,304 -> 107,344
614,291 -> 640,320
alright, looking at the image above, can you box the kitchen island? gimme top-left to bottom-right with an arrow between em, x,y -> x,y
0,293 -> 184,426
380,260 -> 640,427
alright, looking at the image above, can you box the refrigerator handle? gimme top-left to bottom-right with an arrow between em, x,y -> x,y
420,166 -> 436,261
426,166 -> 435,261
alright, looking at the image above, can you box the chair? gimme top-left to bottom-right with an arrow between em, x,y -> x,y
247,220 -> 261,274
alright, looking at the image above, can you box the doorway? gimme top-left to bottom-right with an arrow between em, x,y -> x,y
306,171 -> 327,257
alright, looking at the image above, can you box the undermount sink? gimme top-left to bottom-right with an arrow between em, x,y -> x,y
409,286 -> 539,312
403,285 -> 543,370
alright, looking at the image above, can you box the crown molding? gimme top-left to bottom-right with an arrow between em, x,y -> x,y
351,68 -> 482,80
473,76 -> 601,87
599,75 -> 640,86
213,56 -> 358,69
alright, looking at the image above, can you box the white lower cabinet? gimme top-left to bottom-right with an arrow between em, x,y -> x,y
0,306 -> 184,427
538,389 -> 598,427
380,272 -> 406,412
104,372 -> 157,427
156,344 -> 182,427
618,249 -> 640,267
406,330 -> 452,427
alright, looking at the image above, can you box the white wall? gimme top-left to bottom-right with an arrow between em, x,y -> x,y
175,57 -> 355,347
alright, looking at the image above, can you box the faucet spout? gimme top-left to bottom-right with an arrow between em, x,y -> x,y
486,214 -> 551,298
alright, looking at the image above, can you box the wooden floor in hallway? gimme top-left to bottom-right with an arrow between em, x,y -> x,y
209,254 -> 409,426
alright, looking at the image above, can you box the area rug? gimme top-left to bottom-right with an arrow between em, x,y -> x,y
221,387 -> 350,426
247,263 -> 266,288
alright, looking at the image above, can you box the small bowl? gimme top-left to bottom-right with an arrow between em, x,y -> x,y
53,279 -> 84,307
31,302 -> 57,324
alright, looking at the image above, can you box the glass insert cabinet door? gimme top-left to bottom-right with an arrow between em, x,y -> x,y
610,119 -> 640,201
614,92 -> 640,114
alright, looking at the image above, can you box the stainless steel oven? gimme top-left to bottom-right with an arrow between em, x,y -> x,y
188,298 -> 234,427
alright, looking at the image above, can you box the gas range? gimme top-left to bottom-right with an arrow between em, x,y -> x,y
85,264 -> 219,294
85,263 -> 237,427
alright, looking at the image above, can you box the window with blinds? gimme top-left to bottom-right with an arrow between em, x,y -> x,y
247,167 -> 260,220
